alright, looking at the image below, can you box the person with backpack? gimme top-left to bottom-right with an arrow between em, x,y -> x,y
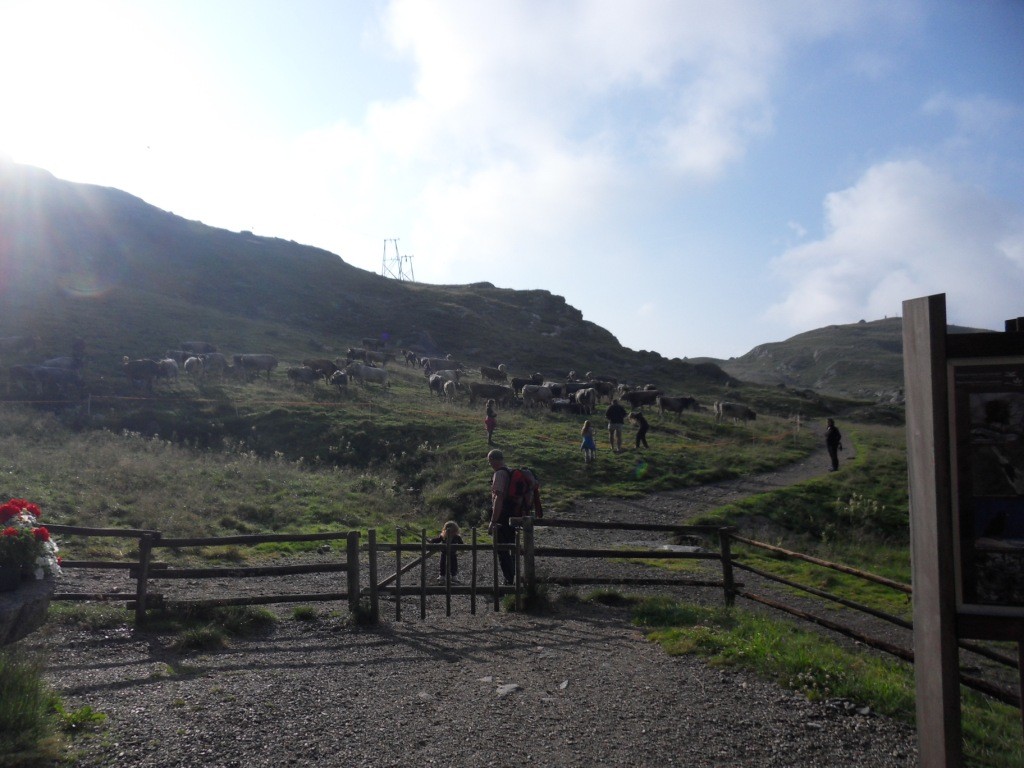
486,449 -> 542,586
825,418 -> 843,471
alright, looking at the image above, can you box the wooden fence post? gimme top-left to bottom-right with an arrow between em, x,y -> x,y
492,531 -> 500,612
719,527 -> 736,607
514,524 -> 523,612
135,533 -> 154,625
471,527 -> 478,615
367,528 -> 378,624
420,530 -> 427,620
395,527 -> 402,622
346,531 -> 360,615
523,518 -> 536,595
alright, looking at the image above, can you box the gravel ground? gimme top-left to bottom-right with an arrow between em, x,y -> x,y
35,447 -> 922,767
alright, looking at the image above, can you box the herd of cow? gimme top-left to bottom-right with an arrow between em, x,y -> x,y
411,355 -> 757,424
1,334 -> 758,424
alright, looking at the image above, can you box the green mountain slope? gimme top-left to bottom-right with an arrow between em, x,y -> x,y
699,317 -> 990,401
0,161 -> 733,392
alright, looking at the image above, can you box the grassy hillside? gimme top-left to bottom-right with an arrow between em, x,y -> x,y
699,317 -> 991,401
0,160 -> 733,394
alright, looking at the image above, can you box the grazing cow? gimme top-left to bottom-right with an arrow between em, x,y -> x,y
421,356 -> 463,374
480,365 -> 507,383
563,381 -> 589,399
365,350 -> 393,367
402,349 -> 419,367
345,347 -> 369,363
302,358 -> 340,382
657,395 -> 699,418
585,372 -> 618,386
328,370 -> 348,390
573,387 -> 598,415
346,362 -> 390,388
165,350 -> 190,366
287,366 -> 318,386
33,366 -> 85,399
510,373 -> 543,393
621,389 -> 661,409
442,379 -> 458,402
541,381 -> 565,398
432,369 -> 460,384
232,354 -> 278,381
550,397 -> 585,415
521,384 -> 554,408
588,379 -> 616,403
122,357 -> 162,392
468,382 -> 515,406
181,341 -> 217,355
183,356 -> 204,380
199,352 -> 227,378
157,358 -> 180,381
715,401 -> 757,424
427,373 -> 445,396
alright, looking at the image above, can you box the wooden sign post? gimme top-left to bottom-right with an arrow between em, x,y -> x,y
904,294 -> 1024,766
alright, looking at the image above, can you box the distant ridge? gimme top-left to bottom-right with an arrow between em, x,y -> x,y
697,317 -> 992,401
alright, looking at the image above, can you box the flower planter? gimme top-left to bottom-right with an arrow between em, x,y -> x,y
0,564 -> 20,592
0,577 -> 54,645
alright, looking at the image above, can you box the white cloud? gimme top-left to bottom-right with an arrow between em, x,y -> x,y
767,159 -> 1024,331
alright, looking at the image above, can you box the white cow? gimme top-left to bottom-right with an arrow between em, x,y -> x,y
183,357 -> 204,380
346,363 -> 390,388
715,401 -> 756,423
521,384 -> 554,408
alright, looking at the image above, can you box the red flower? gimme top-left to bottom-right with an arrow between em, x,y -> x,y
0,504 -> 18,524
24,502 -> 41,517
2,526 -> 18,537
32,527 -> 50,542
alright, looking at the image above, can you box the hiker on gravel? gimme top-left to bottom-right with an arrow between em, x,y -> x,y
429,521 -> 464,583
486,448 -> 517,585
580,419 -> 597,464
630,410 -> 650,450
825,418 -> 843,471
605,399 -> 627,453
484,399 -> 497,445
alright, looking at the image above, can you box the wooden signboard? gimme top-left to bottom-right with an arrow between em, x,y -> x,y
905,294 -> 1024,767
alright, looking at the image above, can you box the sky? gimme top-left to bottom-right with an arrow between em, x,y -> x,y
1,0 -> 1022,359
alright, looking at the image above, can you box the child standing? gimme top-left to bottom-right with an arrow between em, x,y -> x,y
580,419 -> 597,464
484,399 -> 497,445
631,410 -> 650,449
429,521 -> 464,583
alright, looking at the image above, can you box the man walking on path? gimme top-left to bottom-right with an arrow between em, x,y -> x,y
825,418 -> 843,471
605,399 -> 627,453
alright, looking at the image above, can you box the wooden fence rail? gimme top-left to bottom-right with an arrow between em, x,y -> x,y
725,531 -> 1022,708
44,518 -> 1020,711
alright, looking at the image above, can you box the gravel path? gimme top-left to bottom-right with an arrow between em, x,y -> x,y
36,447 -> 922,767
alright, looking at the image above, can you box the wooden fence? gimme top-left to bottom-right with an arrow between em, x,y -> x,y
46,518 -> 737,623
45,518 -> 1021,712
724,531 -> 1022,710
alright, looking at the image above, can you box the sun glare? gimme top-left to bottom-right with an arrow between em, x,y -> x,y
0,1 -> 218,194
